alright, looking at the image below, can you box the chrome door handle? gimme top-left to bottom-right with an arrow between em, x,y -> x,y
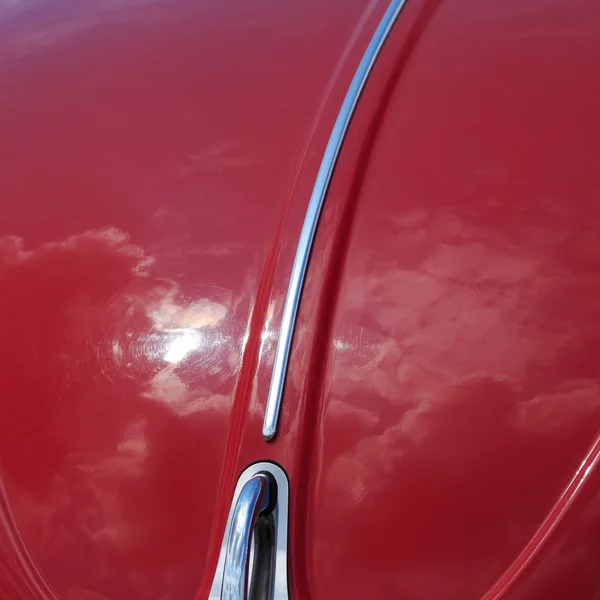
221,472 -> 275,600
209,462 -> 289,600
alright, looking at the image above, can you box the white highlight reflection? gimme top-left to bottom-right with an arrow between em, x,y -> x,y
163,329 -> 203,363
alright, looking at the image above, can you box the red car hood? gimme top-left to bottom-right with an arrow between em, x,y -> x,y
2,0 -> 600,599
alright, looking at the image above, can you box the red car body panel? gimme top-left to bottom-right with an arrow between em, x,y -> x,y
1,0 -> 600,599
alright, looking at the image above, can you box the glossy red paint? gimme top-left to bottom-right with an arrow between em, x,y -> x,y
2,0 -> 600,600
0,1 -> 389,598
269,0 -> 600,599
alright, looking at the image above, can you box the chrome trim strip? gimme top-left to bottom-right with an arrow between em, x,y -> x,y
262,0 -> 408,441
209,462 -> 290,600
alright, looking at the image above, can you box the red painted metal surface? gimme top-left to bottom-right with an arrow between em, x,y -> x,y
1,0 -> 600,599
0,1 -> 387,598
272,0 -> 600,599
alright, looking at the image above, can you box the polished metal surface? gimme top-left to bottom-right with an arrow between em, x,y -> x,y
262,0 -> 409,441
209,463 -> 290,600
221,473 -> 272,600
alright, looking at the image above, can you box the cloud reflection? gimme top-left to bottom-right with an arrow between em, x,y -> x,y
302,194 -> 600,598
0,227 -> 238,600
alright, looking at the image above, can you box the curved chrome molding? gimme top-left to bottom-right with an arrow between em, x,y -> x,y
209,462 -> 290,600
262,0 -> 408,441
